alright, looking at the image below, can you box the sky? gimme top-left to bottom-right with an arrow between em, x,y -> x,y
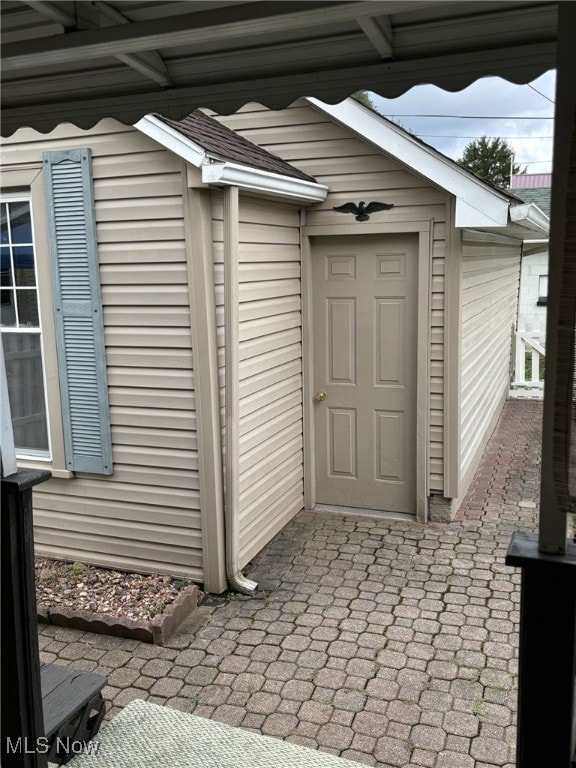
369,70 -> 556,175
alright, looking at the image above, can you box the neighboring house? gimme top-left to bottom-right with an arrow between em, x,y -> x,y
0,100 -> 548,589
510,173 -> 552,216
509,173 -> 552,340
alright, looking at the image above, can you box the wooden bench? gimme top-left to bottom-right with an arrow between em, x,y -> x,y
41,663 -> 106,765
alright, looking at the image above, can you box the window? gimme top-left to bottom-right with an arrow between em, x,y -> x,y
1,148 -> 112,475
537,274 -> 548,306
1,197 -> 50,457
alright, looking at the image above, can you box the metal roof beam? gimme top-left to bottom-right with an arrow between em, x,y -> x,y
95,2 -> 173,88
21,0 -> 173,88
1,1 -> 426,70
21,0 -> 77,29
358,15 -> 394,58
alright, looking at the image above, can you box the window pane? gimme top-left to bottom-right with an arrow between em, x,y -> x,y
0,203 -> 8,244
13,246 -> 35,287
539,275 -> 549,299
2,332 -> 49,453
1,246 -> 12,287
8,202 -> 33,244
0,291 -> 16,326
16,290 -> 39,326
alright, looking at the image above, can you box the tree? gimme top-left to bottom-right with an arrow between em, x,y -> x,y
352,92 -> 418,136
457,136 -> 522,188
352,91 -> 376,110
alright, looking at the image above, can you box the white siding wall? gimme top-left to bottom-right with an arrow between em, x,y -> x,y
1,121 -> 203,579
212,194 -> 305,568
518,250 -> 548,337
216,103 -> 448,495
460,231 -> 521,487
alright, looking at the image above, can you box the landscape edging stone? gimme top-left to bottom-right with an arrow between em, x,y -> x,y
37,584 -> 202,646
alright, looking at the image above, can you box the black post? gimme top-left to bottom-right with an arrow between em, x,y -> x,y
506,531 -> 576,768
2,469 -> 51,768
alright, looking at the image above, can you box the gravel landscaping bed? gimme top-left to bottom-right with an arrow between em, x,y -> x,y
35,557 -> 202,644
35,557 -> 190,620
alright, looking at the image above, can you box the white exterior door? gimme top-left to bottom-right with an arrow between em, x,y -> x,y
312,234 -> 418,514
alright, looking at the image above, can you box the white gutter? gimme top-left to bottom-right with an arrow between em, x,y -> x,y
509,202 -> 550,236
522,239 -> 549,257
135,113 -> 328,203
203,162 -> 328,203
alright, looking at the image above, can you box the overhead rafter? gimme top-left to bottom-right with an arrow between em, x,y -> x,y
3,1 -> 424,71
22,0 -> 76,28
21,0 -> 173,87
0,1 -> 559,138
1,38 -> 555,138
94,2 -> 173,88
358,15 -> 394,58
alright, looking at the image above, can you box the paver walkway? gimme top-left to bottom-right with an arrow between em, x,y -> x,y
39,399 -> 543,768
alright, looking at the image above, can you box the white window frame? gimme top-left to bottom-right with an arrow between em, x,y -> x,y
1,167 -> 71,477
1,192 -> 52,460
538,274 -> 549,306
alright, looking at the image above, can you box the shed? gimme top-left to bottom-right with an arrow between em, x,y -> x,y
0,99 -> 548,591
214,97 -> 549,522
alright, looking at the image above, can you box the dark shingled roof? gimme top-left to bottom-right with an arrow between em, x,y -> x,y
157,110 -> 316,183
512,187 -> 551,217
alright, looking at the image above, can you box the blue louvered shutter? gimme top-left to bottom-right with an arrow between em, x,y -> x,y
43,148 -> 112,475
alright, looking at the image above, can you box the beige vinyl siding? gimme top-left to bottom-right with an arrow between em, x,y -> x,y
460,231 -> 521,488
1,120 -> 202,580
212,194 -> 304,568
216,104 -> 446,226
217,102 -> 448,497
430,221 -> 447,492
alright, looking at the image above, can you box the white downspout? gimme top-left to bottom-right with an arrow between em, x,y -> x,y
223,186 -> 257,594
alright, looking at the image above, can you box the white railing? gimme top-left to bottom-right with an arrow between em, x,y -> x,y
511,330 -> 546,398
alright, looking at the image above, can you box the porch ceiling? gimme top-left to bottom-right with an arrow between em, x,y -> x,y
0,1 -> 558,137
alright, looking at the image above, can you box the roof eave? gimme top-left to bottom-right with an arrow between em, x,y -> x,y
134,113 -> 206,167
305,96 -> 512,229
134,113 -> 327,203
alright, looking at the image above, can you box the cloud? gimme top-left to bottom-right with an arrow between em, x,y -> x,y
370,71 -> 555,174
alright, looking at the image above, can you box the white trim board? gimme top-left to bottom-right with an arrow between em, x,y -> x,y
305,97 -> 549,236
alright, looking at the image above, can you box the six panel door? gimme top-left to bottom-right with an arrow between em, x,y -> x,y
312,234 -> 418,514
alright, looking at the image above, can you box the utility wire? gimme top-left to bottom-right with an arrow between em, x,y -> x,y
418,134 -> 553,139
383,114 -> 553,120
527,83 -> 555,104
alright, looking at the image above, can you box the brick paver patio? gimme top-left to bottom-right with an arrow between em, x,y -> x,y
39,399 -> 543,767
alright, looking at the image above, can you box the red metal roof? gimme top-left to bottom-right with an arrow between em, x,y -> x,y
510,173 -> 552,189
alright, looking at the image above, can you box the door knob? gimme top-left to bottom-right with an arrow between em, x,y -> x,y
314,390 -> 327,402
